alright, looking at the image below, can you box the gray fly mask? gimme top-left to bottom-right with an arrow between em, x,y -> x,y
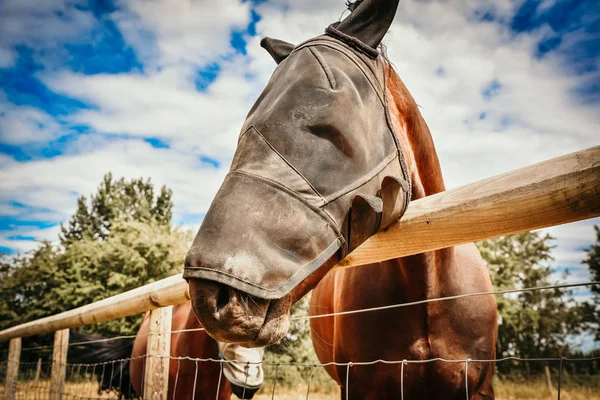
184,0 -> 410,299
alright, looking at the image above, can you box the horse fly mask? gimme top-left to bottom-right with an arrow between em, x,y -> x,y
184,0 -> 411,299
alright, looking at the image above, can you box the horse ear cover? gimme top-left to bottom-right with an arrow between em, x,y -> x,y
327,0 -> 401,57
260,37 -> 295,64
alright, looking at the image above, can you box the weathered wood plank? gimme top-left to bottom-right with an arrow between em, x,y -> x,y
143,307 -> 172,400
49,329 -> 69,400
334,145 -> 600,269
0,146 -> 598,342
3,338 -> 21,400
0,274 -> 189,342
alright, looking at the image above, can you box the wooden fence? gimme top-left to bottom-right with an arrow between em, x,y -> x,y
1,145 -> 599,399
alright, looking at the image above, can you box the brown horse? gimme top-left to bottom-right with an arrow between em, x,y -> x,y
184,0 -> 497,398
308,63 -> 498,399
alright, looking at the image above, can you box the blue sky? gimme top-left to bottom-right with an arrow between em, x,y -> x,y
0,0 -> 598,299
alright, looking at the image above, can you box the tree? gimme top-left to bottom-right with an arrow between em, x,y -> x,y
582,225 -> 600,340
0,243 -> 63,331
477,232 -> 586,374
0,174 -> 189,339
56,217 -> 191,335
60,173 -> 173,243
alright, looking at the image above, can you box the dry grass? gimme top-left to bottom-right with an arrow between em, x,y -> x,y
253,377 -> 600,400
1,378 -> 598,399
493,379 -> 600,400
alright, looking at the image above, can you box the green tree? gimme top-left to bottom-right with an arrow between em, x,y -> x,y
582,225 -> 600,340
0,174 -> 189,339
60,173 -> 173,243
0,243 -> 63,331
477,232 -> 586,374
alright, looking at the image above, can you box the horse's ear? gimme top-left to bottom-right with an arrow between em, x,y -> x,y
260,37 -> 295,64
334,0 -> 400,50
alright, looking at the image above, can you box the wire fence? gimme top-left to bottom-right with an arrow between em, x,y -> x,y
1,281 -> 599,399
5,281 -> 599,354
0,353 -> 599,399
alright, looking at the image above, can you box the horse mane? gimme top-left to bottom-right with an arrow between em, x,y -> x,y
384,62 -> 446,196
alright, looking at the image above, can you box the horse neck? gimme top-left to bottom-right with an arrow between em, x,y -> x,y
384,63 -> 445,200
382,63 -> 449,298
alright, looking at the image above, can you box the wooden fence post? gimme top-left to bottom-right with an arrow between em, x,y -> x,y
49,329 -> 69,400
143,306 -> 172,400
3,337 -> 21,400
544,365 -> 553,397
33,358 -> 42,387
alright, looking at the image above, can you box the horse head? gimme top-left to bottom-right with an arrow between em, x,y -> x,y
184,0 -> 411,347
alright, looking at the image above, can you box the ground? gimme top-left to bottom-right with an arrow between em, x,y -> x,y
1,377 -> 599,399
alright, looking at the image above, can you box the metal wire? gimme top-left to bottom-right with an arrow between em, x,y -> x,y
464,359 -> 471,400
295,281 -> 600,321
400,359 -> 406,400
306,365 -> 315,400
2,354 -> 599,399
2,281 -> 598,399
11,280 -> 597,353
271,363 -> 279,400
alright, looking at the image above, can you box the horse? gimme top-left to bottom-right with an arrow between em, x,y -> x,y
183,0 -> 497,398
308,62 -> 498,399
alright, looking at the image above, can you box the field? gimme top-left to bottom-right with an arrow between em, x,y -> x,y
1,378 -> 599,399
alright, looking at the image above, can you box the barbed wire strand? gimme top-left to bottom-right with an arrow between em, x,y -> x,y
9,281 -> 598,353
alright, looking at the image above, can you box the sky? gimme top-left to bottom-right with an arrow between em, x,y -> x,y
0,0 -> 598,294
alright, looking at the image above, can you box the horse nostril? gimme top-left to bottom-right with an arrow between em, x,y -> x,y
217,284 -> 231,311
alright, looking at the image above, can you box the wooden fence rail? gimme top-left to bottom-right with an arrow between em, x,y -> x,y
0,145 -> 598,343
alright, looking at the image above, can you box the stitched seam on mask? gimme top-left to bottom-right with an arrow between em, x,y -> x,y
249,126 -> 326,204
322,152 -> 398,204
294,40 -> 385,104
308,47 -> 337,90
230,170 -> 341,235
382,67 -> 413,211
183,239 -> 342,296
308,43 -> 384,105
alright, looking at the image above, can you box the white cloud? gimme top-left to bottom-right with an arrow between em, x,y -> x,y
378,1 -> 599,190
113,0 -> 251,67
0,136 -> 228,231
0,101 -> 63,145
0,0 -> 97,64
38,59 -> 256,160
0,223 -> 62,254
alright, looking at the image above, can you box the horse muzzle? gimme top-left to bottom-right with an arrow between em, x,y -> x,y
188,278 -> 291,347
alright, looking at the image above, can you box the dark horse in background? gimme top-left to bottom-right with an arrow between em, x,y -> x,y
184,0 -> 497,399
